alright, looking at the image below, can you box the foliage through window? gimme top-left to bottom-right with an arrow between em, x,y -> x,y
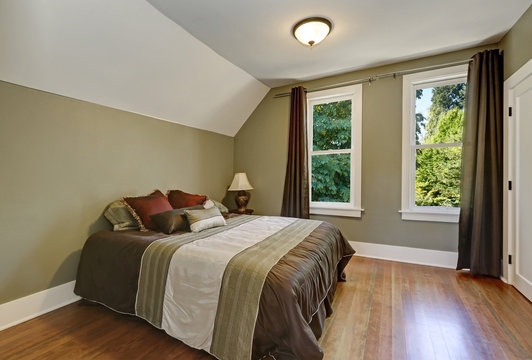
401,65 -> 468,222
414,84 -> 465,207
312,100 -> 351,202
307,85 -> 362,217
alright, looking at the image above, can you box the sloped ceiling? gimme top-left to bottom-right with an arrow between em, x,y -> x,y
0,0 -> 269,137
149,0 -> 532,87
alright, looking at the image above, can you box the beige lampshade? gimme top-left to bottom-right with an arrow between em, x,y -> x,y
228,172 -> 254,191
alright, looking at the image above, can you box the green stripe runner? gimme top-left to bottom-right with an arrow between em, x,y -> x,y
135,215 -> 257,327
210,218 -> 322,360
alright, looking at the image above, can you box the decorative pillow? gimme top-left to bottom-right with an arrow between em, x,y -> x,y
212,199 -> 229,213
184,206 -> 226,233
150,205 -> 204,234
167,189 -> 208,209
203,199 -> 229,213
103,200 -> 140,231
121,190 -> 173,231
203,199 -> 215,209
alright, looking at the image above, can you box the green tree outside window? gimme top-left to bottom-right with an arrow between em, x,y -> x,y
311,100 -> 352,202
415,84 -> 465,207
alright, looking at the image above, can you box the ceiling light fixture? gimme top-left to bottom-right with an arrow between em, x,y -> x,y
292,17 -> 332,47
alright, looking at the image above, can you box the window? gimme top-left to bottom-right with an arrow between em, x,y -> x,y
401,65 -> 468,222
307,84 -> 363,217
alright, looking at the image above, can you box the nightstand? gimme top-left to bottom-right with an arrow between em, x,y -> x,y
229,209 -> 254,215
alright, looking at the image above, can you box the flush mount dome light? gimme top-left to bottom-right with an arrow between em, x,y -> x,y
292,17 -> 332,47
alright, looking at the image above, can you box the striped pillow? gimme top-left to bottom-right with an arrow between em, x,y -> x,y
184,206 -> 226,233
103,200 -> 139,231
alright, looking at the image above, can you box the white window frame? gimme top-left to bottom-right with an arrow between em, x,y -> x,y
307,84 -> 363,218
400,65 -> 468,223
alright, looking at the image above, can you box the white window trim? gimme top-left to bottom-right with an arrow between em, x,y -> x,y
400,65 -> 468,223
307,84 -> 363,218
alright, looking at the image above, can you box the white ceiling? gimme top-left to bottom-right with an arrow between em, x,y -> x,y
1,1 -> 529,137
148,0 -> 532,87
0,0 -> 268,136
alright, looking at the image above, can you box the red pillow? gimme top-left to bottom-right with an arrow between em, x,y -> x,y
166,190 -> 207,209
121,190 -> 173,231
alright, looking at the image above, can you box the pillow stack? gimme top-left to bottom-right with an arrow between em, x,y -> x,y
103,189 -> 230,234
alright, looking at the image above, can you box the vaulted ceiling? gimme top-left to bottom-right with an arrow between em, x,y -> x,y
0,0 -> 268,136
1,0 -> 530,136
150,0 -> 532,87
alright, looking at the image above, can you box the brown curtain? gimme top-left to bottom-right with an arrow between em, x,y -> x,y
457,50 -> 503,277
281,86 -> 309,218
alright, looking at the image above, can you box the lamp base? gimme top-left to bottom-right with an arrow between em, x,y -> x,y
235,190 -> 249,213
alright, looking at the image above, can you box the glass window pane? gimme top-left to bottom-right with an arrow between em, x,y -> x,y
312,153 -> 351,203
415,147 -> 461,207
313,100 -> 351,151
415,83 -> 466,145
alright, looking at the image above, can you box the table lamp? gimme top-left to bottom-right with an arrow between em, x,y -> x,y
228,172 -> 254,213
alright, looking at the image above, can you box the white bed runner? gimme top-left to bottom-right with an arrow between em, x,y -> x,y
161,216 -> 296,351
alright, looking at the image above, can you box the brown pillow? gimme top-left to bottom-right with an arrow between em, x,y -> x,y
121,190 -> 173,231
166,190 -> 208,209
150,205 -> 204,234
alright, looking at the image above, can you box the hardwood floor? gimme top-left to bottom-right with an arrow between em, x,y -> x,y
1,257 -> 531,359
319,257 -> 532,360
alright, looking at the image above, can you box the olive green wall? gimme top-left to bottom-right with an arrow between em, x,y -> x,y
3,5 -> 531,308
0,81 -> 234,304
234,45 -> 496,252
499,5 -> 532,79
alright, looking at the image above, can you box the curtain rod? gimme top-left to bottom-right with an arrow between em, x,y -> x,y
273,59 -> 472,98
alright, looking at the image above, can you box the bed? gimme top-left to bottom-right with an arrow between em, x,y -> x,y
74,214 -> 354,360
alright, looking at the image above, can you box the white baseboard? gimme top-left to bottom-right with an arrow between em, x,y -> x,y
350,241 -> 458,269
0,281 -> 80,331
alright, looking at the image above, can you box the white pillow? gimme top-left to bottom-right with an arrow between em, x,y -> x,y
184,206 -> 226,233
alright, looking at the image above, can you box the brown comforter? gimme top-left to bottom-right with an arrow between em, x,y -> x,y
75,217 -> 354,360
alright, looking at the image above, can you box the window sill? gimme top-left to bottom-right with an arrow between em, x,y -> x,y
310,207 -> 364,218
399,209 -> 459,223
